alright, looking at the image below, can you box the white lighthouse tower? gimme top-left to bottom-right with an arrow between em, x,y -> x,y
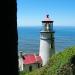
39,14 -> 55,66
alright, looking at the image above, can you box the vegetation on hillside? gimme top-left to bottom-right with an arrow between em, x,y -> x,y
20,46 -> 75,75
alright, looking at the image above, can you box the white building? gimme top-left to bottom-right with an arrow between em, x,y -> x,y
39,15 -> 55,66
18,51 -> 42,72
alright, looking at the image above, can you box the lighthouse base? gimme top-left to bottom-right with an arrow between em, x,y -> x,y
39,39 -> 52,66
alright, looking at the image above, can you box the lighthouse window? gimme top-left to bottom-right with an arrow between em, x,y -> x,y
50,44 -> 51,48
51,23 -> 53,30
45,24 -> 47,31
47,24 -> 49,31
49,23 -> 53,31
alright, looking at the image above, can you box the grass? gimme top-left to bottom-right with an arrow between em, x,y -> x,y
20,46 -> 75,75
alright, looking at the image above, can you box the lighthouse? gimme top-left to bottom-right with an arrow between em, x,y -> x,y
39,15 -> 55,66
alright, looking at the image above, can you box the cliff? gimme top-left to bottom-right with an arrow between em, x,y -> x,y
21,46 -> 75,75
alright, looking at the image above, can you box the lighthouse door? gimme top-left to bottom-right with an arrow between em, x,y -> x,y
29,65 -> 32,72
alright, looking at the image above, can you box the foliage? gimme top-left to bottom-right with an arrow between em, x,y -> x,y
19,71 -> 28,75
20,46 -> 75,75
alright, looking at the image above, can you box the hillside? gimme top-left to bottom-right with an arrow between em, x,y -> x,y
20,46 -> 75,75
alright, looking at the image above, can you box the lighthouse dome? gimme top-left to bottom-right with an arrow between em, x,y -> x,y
44,14 -> 51,21
42,14 -> 53,23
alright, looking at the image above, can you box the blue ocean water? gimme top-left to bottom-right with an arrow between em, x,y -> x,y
17,26 -> 75,54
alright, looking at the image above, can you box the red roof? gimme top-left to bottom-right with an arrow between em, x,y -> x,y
42,15 -> 53,23
36,56 -> 42,63
23,54 -> 42,64
44,17 -> 51,21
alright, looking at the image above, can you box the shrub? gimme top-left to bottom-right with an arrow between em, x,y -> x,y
20,46 -> 75,75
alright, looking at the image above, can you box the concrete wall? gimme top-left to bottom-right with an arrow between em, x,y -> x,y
18,58 -> 23,71
39,31 -> 55,66
39,39 -> 51,66
23,63 -> 42,72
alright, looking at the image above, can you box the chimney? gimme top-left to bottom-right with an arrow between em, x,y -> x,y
19,51 -> 23,58
18,51 -> 24,71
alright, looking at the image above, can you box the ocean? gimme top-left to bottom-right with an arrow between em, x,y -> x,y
17,26 -> 75,54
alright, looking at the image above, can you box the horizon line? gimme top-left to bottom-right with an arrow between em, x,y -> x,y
17,25 -> 75,27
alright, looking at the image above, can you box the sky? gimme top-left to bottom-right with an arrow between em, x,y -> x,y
17,0 -> 75,27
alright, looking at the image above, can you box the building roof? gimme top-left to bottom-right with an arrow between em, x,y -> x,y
44,14 -> 51,21
23,54 -> 42,65
36,56 -> 42,63
42,14 -> 53,23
